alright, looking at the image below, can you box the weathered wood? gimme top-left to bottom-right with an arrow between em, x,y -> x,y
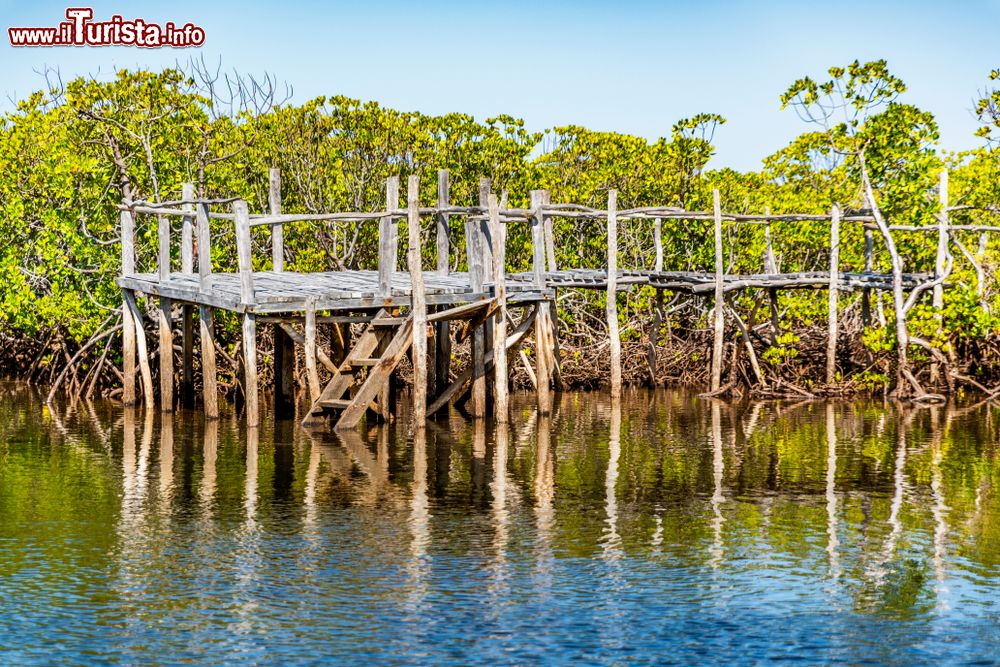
181,185 -> 195,409
121,210 -> 137,406
711,189 -> 725,393
233,200 -> 255,306
543,190 -> 557,271
654,217 -> 663,273
862,227 -> 874,327
157,214 -> 170,283
531,190 -> 552,414
489,194 -> 509,422
269,167 -> 284,272
242,313 -> 260,428
648,288 -> 662,386
304,301 -> 321,403
607,190 -> 622,399
158,296 -> 173,412
274,319 -> 296,418
199,305 -> 219,419
197,201 -> 212,290
932,170 -> 948,385
409,175 -> 429,424
378,177 -> 400,297
435,170 -> 452,397
827,204 -> 841,385
478,178 -> 494,277
764,207 -> 779,344
124,290 -> 154,407
277,322 -> 337,373
466,183 -> 487,419
335,317 -> 414,430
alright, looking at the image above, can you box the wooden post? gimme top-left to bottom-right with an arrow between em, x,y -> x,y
269,167 -> 283,272
197,201 -> 212,291
125,290 -> 154,407
156,211 -> 174,412
544,191 -> 557,272
530,190 -> 551,414
234,200 -> 259,427
304,300 -> 321,404
862,227 -> 874,328
541,190 -> 563,391
408,175 -> 428,424
180,183 -> 195,408
607,190 -> 622,399
478,179 -> 494,406
764,207 -> 780,345
489,194 -> 509,423
932,170 -> 949,384
378,177 -> 400,298
199,306 -> 218,419
648,216 -> 663,386
826,204 -> 841,385
435,170 -> 452,397
710,189 -> 725,393
466,183 -> 487,418
121,209 -> 137,406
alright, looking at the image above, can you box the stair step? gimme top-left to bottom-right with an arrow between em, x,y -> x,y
349,358 -> 381,367
372,317 -> 406,327
319,398 -> 353,410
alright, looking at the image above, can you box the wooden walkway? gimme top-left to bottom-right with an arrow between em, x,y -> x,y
115,168 -> 950,430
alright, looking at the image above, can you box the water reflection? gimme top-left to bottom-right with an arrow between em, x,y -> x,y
6,387 -> 1000,664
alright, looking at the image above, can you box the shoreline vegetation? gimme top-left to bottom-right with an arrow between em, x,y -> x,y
5,59 -> 1000,404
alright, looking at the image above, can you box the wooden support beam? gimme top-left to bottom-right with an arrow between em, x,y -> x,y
544,190 -> 557,272
158,296 -> 173,412
648,289 -> 662,387
243,313 -> 259,428
932,170 -> 948,384
435,170 -> 452,397
121,210 -> 137,406
197,200 -> 212,290
304,301 -> 322,403
269,167 -> 283,272
378,177 -> 400,297
181,183 -> 195,409
607,190 -> 622,399
478,179 -> 494,410
199,305 -> 219,419
654,217 -> 663,273
531,190 -> 552,414
124,290 -> 154,407
826,204 -> 841,385
862,227 -> 874,328
489,194 -> 509,423
711,188 -> 725,393
764,207 -> 779,345
409,175 -> 429,424
466,181 -> 487,419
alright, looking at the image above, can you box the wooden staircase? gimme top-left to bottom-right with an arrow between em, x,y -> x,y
304,308 -> 414,430
304,299 -> 504,431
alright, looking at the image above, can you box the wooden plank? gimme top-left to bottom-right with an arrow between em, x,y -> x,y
199,305 -> 219,419
826,204 -> 841,384
242,313 -> 259,428
932,169 -> 948,384
711,189 -> 724,393
270,167 -> 284,272
607,190 -> 621,399
408,175 -> 428,424
378,177 -> 400,297
489,194 -> 509,423
233,200 -> 255,305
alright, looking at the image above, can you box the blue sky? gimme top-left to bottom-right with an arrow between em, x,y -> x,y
1,0 -> 997,170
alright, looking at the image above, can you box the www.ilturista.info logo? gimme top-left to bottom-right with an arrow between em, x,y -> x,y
8,8 -> 206,47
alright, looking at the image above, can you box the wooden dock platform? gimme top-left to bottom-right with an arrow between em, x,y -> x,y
116,168 -> 949,430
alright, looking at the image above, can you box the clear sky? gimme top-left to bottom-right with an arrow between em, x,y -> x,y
1,0 -> 997,171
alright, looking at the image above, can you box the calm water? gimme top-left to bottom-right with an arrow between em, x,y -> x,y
2,383 -> 1000,665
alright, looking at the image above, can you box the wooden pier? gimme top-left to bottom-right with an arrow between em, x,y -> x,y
116,168 -> 948,430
